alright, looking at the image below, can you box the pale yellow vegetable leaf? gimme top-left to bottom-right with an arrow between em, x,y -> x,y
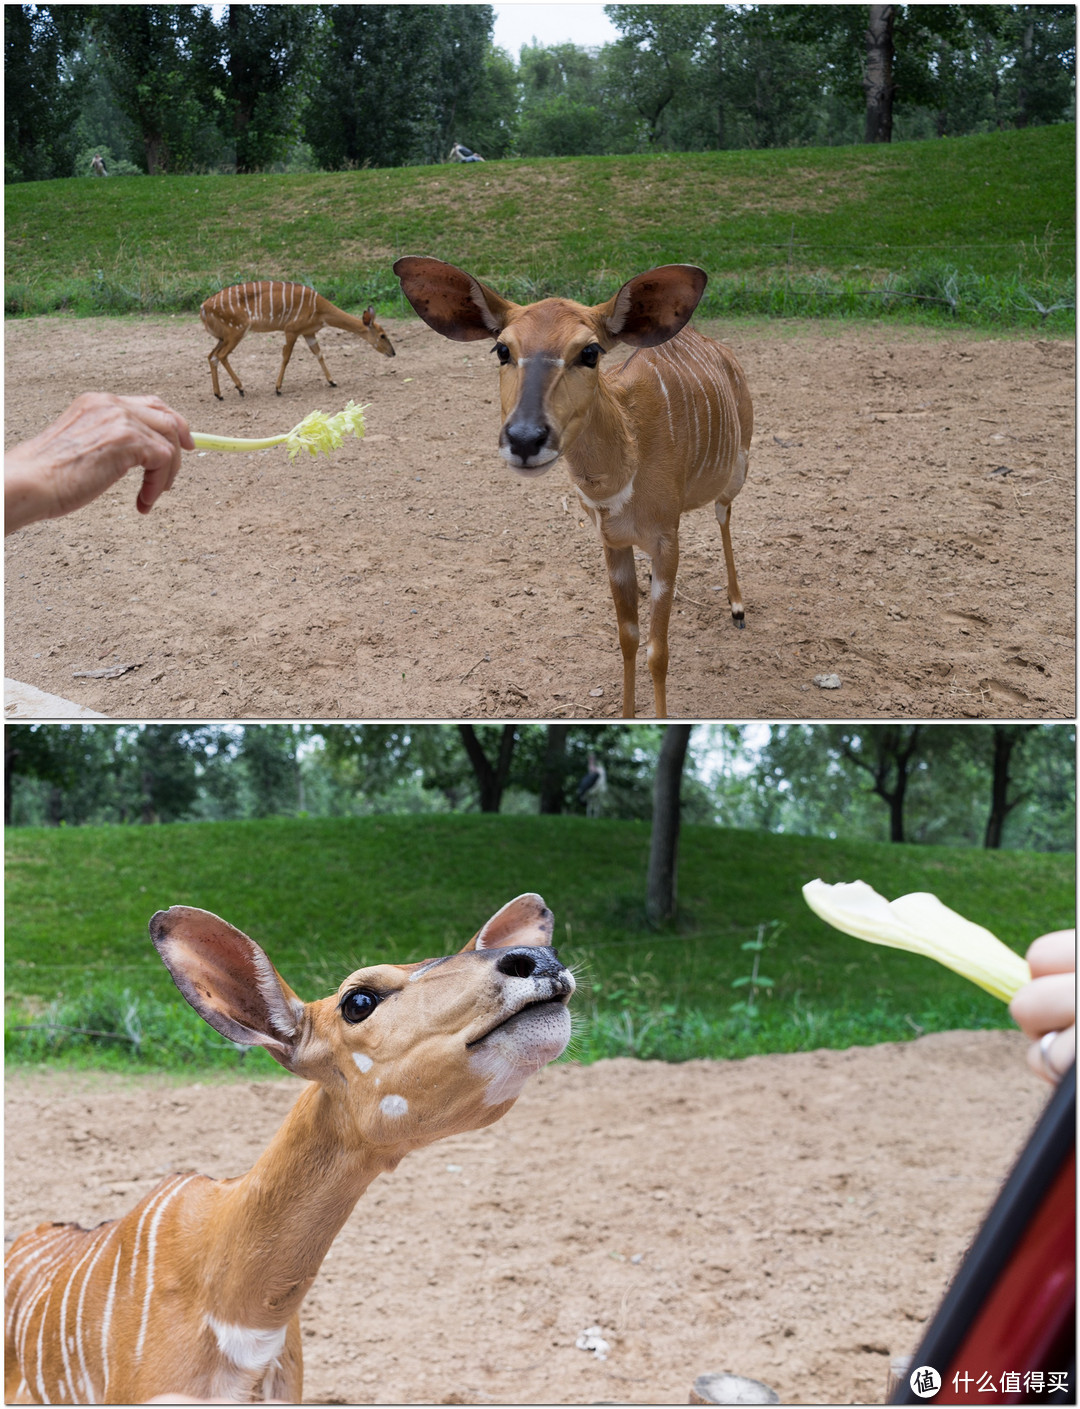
802,878 -> 1031,1002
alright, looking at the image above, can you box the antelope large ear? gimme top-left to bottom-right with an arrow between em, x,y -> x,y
460,893 -> 555,952
393,256 -> 516,342
599,264 -> 707,347
150,906 -> 306,1065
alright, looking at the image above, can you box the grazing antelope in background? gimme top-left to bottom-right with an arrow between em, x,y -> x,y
4,895 -> 573,1405
394,257 -> 752,719
200,280 -> 396,399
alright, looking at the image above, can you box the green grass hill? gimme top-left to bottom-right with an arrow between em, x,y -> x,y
5,125 -> 1074,329
6,814 -> 1072,1072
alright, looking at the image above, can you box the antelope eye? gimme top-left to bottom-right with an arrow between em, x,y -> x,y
579,343 -> 602,368
341,988 -> 380,1024
494,342 -> 511,365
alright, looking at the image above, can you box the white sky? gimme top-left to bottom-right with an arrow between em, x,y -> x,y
491,3 -> 621,57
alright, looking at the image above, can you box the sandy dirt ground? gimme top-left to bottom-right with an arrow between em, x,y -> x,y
4,317 -> 1073,721
5,1030 -> 1050,1405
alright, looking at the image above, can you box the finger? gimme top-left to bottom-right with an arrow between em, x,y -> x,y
119,396 -> 195,452
1026,1025 -> 1075,1085
135,461 -> 178,514
1026,929 -> 1076,979
1009,972 -> 1076,1040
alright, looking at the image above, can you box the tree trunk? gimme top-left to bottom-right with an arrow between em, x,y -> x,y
140,768 -> 158,825
863,4 -> 895,143
985,726 -> 1026,849
539,725 -> 569,814
646,725 -> 692,926
887,769 -> 907,843
4,739 -> 15,826
458,725 -> 516,813
1016,20 -> 1034,127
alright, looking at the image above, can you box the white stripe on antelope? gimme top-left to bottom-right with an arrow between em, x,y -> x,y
4,895 -> 574,1405
393,257 -> 753,718
199,280 -> 396,399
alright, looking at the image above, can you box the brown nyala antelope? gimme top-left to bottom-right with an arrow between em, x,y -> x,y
4,895 -> 573,1405
394,257 -> 753,718
200,280 -> 395,399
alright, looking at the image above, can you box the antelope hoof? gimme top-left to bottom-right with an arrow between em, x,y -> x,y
214,393 -> 223,402
276,388 -> 281,396
733,613 -> 745,630
328,380 -> 338,388
238,389 -> 245,398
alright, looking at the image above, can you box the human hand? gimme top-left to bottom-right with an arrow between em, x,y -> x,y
1009,929 -> 1076,1084
5,392 -> 194,533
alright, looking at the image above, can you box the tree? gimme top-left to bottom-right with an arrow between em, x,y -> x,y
604,7 -> 699,147
92,5 -> 224,174
451,43 -> 520,160
128,726 -> 206,823
5,724 -> 82,824
645,724 -> 693,924
457,725 -> 518,813
221,5 -> 321,172
4,4 -> 87,181
757,724 -> 925,843
305,5 -> 493,169
516,41 -> 636,156
539,726 -> 569,814
238,724 -> 307,816
839,724 -> 922,841
66,24 -> 142,177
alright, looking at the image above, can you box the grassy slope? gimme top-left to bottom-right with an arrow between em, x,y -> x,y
5,125 -> 1074,325
6,815 -> 1072,1070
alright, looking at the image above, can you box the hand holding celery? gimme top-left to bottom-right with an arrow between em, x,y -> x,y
191,402 -> 367,460
802,878 -> 1032,1002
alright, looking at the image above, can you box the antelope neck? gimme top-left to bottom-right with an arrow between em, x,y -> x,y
204,1082 -> 396,1328
325,308 -> 369,335
564,370 -> 636,502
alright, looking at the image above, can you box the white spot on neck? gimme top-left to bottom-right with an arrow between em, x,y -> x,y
379,1094 -> 408,1117
352,1052 -> 373,1073
206,1315 -> 288,1373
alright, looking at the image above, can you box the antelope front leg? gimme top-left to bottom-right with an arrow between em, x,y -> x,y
603,543 -> 640,718
646,533 -> 680,719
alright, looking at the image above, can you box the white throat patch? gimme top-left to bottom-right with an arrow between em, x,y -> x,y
206,1316 -> 288,1373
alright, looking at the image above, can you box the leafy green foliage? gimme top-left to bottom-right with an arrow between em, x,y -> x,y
304,5 -> 494,170
5,814 -> 1073,1070
4,4 -> 86,182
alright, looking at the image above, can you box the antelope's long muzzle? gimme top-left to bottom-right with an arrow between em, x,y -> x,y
499,357 -> 563,473
498,417 -> 561,474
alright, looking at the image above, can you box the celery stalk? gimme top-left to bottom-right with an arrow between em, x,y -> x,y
191,402 -> 368,461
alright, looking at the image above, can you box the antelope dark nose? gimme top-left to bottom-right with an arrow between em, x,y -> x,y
495,946 -> 567,981
504,419 -> 549,463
